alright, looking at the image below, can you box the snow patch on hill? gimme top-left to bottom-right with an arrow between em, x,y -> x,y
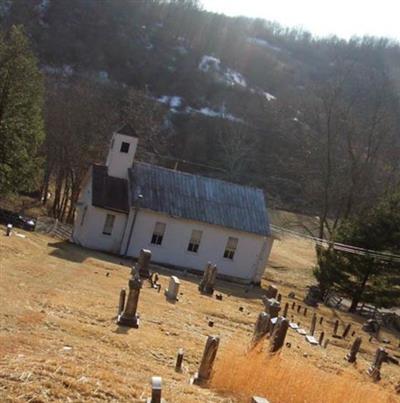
198,55 -> 246,88
157,95 -> 182,110
263,91 -> 276,101
247,37 -> 282,52
186,106 -> 243,122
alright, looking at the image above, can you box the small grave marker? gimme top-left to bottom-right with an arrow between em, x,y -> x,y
147,376 -> 165,403
175,348 -> 184,372
252,312 -> 271,345
310,313 -> 317,336
342,324 -> 351,339
269,317 -> 289,353
319,331 -> 325,346
346,337 -> 362,363
199,263 -> 217,295
305,335 -> 319,345
193,336 -> 220,384
117,274 -> 142,328
138,249 -> 152,278
165,276 -> 180,301
266,285 -> 278,299
367,347 -> 388,381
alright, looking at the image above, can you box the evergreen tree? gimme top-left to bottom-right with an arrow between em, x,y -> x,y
0,25 -> 44,196
314,191 -> 400,311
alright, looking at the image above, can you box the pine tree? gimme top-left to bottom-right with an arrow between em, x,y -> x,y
0,25 -> 44,196
314,191 -> 400,311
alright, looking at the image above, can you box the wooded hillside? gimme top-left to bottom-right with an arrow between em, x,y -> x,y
1,0 -> 399,231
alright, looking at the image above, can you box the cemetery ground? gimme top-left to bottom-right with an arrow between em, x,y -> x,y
0,226 -> 399,402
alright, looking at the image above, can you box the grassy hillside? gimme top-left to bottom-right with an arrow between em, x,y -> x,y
0,227 -> 399,402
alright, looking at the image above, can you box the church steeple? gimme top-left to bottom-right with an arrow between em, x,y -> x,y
105,124 -> 138,179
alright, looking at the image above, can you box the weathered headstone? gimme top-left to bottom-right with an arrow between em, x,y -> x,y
291,301 -> 296,310
165,275 -> 181,301
304,285 -> 321,307
150,272 -> 159,289
199,263 -> 217,295
6,223 -> 12,236
303,307 -> 308,317
346,337 -> 362,363
297,305 -> 301,313
310,313 -> 317,336
252,312 -> 271,345
262,297 -> 281,318
283,302 -> 289,318
193,336 -> 220,384
305,335 -> 319,345
146,376 -> 165,403
118,288 -> 126,315
342,324 -> 351,339
362,319 -> 380,334
175,348 -> 184,372
138,249 -> 152,278
269,317 -> 289,353
367,347 -> 388,381
319,316 -> 324,325
333,319 -> 339,336
251,397 -> 270,403
319,331 -> 325,346
117,275 -> 142,328
323,339 -> 330,349
265,285 -> 278,299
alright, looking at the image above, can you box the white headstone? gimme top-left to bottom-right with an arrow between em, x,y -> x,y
165,276 -> 180,301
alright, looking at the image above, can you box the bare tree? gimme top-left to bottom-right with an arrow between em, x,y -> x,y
216,122 -> 258,182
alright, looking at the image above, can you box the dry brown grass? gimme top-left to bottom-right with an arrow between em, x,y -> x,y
0,225 -> 399,402
211,342 -> 398,403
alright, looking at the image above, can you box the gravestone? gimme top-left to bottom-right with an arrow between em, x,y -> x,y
262,297 -> 281,318
251,397 -> 270,403
6,224 -> 12,236
305,335 -> 319,345
303,307 -> 308,316
333,320 -> 339,336
291,301 -> 296,310
146,376 -> 165,403
199,263 -> 217,295
346,337 -> 362,363
277,293 -> 282,302
310,313 -> 317,336
297,305 -> 301,313
265,285 -> 278,299
118,288 -> 126,315
304,285 -> 321,307
117,274 -> 142,328
323,339 -> 330,349
269,317 -> 289,353
283,302 -> 289,318
252,312 -> 271,345
193,336 -> 220,384
138,249 -> 152,278
362,319 -> 380,334
342,324 -> 351,339
319,331 -> 325,346
175,348 -> 184,372
165,276 -> 180,301
367,347 -> 388,381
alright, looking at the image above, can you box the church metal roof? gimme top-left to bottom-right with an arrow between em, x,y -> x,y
128,162 -> 270,236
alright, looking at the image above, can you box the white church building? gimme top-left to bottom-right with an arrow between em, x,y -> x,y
72,125 -> 274,284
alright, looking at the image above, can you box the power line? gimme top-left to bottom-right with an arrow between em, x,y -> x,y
270,224 -> 400,263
